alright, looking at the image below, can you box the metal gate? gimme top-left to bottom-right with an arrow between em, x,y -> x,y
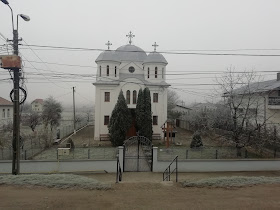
123,136 -> 153,172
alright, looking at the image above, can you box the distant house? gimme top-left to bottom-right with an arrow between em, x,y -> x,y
173,104 -> 191,129
173,104 -> 191,117
191,102 -> 217,113
225,73 -> 280,130
31,99 -> 44,113
0,97 -> 13,127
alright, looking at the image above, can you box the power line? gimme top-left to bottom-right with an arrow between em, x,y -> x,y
19,43 -> 280,57
22,60 -> 96,68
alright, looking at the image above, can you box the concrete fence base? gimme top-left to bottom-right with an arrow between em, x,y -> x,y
1,146 -> 280,174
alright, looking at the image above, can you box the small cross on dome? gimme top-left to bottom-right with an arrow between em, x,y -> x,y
105,41 -> 112,50
126,31 -> 135,45
152,42 -> 159,52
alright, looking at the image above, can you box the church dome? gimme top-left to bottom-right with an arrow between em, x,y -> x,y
115,44 -> 147,62
143,52 -> 168,64
95,50 -> 120,63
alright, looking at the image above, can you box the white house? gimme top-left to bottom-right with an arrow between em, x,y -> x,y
0,97 -> 13,127
93,33 -> 170,140
31,99 -> 44,113
226,73 -> 280,130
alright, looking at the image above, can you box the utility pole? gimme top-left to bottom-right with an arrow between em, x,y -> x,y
73,87 -> 76,134
12,27 -> 20,175
1,0 -> 30,175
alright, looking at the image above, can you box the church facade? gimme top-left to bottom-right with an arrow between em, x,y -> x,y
93,32 -> 170,140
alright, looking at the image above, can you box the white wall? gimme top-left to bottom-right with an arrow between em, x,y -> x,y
152,147 -> 280,172
0,105 -> 13,127
0,159 -> 117,173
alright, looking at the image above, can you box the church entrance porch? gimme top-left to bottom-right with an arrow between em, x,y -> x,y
126,109 -> 136,138
123,136 -> 153,172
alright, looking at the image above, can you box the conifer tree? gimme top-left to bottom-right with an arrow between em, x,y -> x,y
135,88 -> 144,132
142,87 -> 153,140
108,90 -> 132,146
135,87 -> 153,140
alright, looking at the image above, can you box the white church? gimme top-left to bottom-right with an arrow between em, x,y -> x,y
93,32 -> 170,140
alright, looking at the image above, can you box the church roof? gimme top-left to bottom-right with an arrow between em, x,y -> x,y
115,45 -> 147,62
143,52 -> 168,64
95,50 -> 120,63
95,44 -> 147,63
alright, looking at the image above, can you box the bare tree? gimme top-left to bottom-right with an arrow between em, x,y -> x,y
0,121 -> 13,148
167,89 -> 181,120
41,96 -> 62,148
217,67 -> 272,156
85,109 -> 92,123
21,102 -> 32,113
27,112 -> 40,132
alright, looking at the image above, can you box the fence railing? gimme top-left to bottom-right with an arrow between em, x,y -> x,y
116,156 -> 122,183
163,155 -> 178,182
0,147 -> 118,160
158,146 -> 279,160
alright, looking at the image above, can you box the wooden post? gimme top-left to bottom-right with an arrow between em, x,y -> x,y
166,122 -> 170,148
163,122 -> 166,142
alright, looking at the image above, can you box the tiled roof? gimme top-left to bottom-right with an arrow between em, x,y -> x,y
31,99 -> 44,104
0,97 -> 13,106
228,79 -> 280,96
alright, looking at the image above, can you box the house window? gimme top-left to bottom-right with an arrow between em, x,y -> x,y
153,116 -> 158,125
2,109 -> 5,118
162,67 -> 164,79
115,66 -> 117,77
104,116 -> 110,125
126,90 -> 130,104
133,90 -> 137,104
7,109 -> 10,118
99,66 -> 101,77
155,67 -> 158,78
105,92 -> 110,102
148,68 -> 150,78
106,65 -> 109,76
153,93 -> 158,103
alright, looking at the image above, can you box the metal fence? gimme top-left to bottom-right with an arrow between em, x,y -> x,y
33,147 -> 117,160
0,147 -> 117,160
157,146 -> 280,160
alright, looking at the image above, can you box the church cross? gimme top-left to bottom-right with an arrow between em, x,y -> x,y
105,41 -> 112,50
126,31 -> 135,45
152,42 -> 159,52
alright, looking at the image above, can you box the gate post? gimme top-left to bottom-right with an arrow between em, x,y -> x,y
118,146 -> 124,171
152,147 -> 158,172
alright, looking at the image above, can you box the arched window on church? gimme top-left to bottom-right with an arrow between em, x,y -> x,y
126,90 -> 130,104
155,67 -> 158,78
115,66 -> 117,77
99,66 -> 101,77
107,65 -> 109,76
133,90 -> 137,104
148,68 -> 150,79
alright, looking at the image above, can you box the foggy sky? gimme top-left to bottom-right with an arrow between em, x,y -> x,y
1,0 -> 280,108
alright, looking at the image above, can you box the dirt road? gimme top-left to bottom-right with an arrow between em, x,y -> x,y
1,171 -> 280,210
1,183 -> 280,210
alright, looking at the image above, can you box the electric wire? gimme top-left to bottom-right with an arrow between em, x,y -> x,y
19,43 -> 280,57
